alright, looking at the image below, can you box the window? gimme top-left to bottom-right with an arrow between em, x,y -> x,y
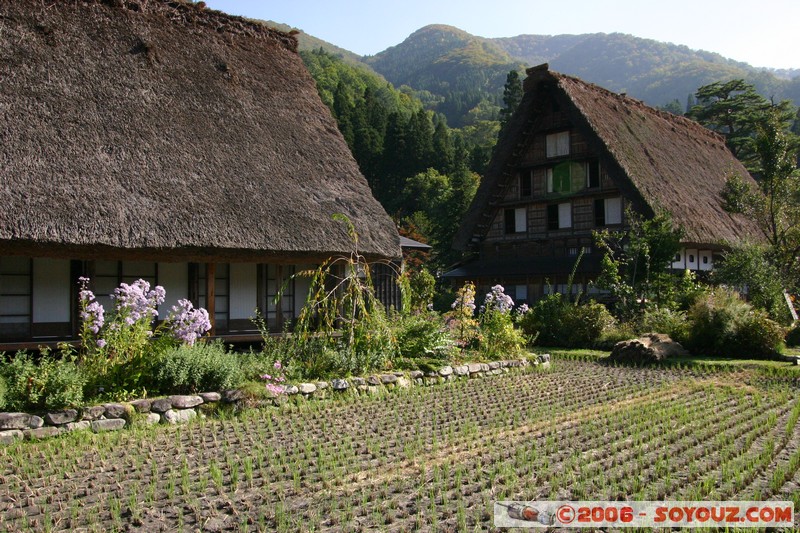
548,203 -> 572,230
546,162 -> 572,193
519,171 -> 532,197
594,197 -> 623,226
546,131 -> 570,157
0,256 -> 32,339
505,208 -> 526,234
515,285 -> 528,303
198,263 -> 230,332
586,160 -> 600,188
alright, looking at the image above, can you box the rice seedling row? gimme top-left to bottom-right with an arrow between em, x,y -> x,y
1,360 -> 798,532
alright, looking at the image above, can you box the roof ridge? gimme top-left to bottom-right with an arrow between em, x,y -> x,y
45,0 -> 298,52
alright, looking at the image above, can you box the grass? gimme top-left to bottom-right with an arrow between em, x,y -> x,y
542,345 -> 800,374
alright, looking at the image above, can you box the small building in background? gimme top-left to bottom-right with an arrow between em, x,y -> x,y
446,64 -> 763,302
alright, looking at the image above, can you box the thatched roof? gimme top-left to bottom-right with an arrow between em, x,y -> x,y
454,65 -> 764,251
0,0 -> 400,263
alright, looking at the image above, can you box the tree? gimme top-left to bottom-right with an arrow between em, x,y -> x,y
721,107 -> 800,291
687,80 -> 794,171
594,210 -> 685,319
499,70 -> 523,131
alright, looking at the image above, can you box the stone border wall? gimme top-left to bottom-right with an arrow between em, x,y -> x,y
0,355 -> 550,445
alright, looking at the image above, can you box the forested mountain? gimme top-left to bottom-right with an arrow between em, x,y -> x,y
267,21 -> 799,128
363,25 -> 524,127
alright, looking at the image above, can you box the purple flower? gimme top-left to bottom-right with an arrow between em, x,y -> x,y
80,298 -> 105,334
274,361 -> 282,370
111,279 -> 165,324
167,299 -> 212,346
482,284 -> 515,314
96,339 -> 107,348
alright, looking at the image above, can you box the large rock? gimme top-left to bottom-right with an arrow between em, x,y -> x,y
45,409 -> 79,426
91,418 -> 126,432
162,409 -> 197,425
0,413 -> 35,430
609,333 -> 689,363
169,395 -> 203,409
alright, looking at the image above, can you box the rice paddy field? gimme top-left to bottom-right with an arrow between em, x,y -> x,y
1,358 -> 799,532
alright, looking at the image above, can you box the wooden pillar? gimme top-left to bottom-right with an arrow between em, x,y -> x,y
275,265 -> 284,332
206,262 -> 216,337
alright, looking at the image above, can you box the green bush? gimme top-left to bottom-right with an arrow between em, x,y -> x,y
0,373 -> 7,411
521,294 -> 615,348
786,322 -> 800,347
595,322 -> 638,350
686,288 -> 785,358
638,307 -> 690,344
0,351 -> 85,411
394,312 -> 456,361
151,342 -> 243,394
479,309 -> 527,358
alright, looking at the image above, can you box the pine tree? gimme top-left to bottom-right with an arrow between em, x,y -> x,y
499,70 -> 523,130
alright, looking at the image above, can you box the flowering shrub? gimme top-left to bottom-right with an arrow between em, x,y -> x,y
262,360 -> 287,396
444,282 -> 480,351
477,285 -> 527,358
75,277 -> 212,397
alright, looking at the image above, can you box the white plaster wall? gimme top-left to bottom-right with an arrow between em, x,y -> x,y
157,262 -> 188,316
32,258 -> 71,323
229,263 -> 257,320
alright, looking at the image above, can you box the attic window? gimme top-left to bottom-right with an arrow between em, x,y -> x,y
546,131 -> 570,158
594,197 -> 622,226
547,162 -> 572,193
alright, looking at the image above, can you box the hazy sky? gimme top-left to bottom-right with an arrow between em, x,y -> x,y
204,0 -> 799,70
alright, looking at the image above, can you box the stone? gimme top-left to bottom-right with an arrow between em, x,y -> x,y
63,421 -> 92,433
29,415 -> 44,429
315,381 -> 329,390
454,365 -> 469,376
350,377 -> 366,387
0,430 -> 24,445
480,363 -> 490,372
45,409 -> 79,426
396,376 -> 411,389
366,375 -> 381,386
537,353 -> 551,364
91,419 -> 126,432
199,392 -> 222,403
283,385 -> 299,395
438,366 -> 453,377
467,363 -> 483,374
130,399 -> 152,413
488,361 -> 501,370
380,374 -> 398,384
298,383 -> 317,395
150,398 -> 173,413
162,409 -> 197,425
409,371 -> 424,379
331,379 -> 349,391
222,389 -> 245,403
81,405 -> 106,421
424,371 -> 438,377
145,413 -> 161,425
170,395 -> 203,409
608,333 -> 689,364
103,403 -> 131,420
0,413 -> 35,430
24,427 -> 61,440
491,369 -> 502,375
366,385 -> 381,395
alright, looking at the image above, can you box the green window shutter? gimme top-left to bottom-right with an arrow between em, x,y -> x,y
552,162 -> 570,193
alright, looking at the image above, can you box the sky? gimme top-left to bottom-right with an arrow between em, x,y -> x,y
204,0 -> 799,70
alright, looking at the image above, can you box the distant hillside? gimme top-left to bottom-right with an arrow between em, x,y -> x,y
494,32 -> 800,107
364,25 -> 524,127
262,20 -> 800,133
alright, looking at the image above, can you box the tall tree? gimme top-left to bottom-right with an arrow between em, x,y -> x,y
499,70 -> 523,131
687,80 -> 794,171
721,107 -> 800,288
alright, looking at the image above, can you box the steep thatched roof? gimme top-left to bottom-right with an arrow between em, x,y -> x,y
0,0 -> 400,262
454,65 -> 763,250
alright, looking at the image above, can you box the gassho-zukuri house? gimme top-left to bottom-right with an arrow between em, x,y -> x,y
445,64 -> 763,303
0,0 -> 401,348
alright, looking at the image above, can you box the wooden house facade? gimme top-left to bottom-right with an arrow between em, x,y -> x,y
0,0 -> 401,348
447,65 -> 763,302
